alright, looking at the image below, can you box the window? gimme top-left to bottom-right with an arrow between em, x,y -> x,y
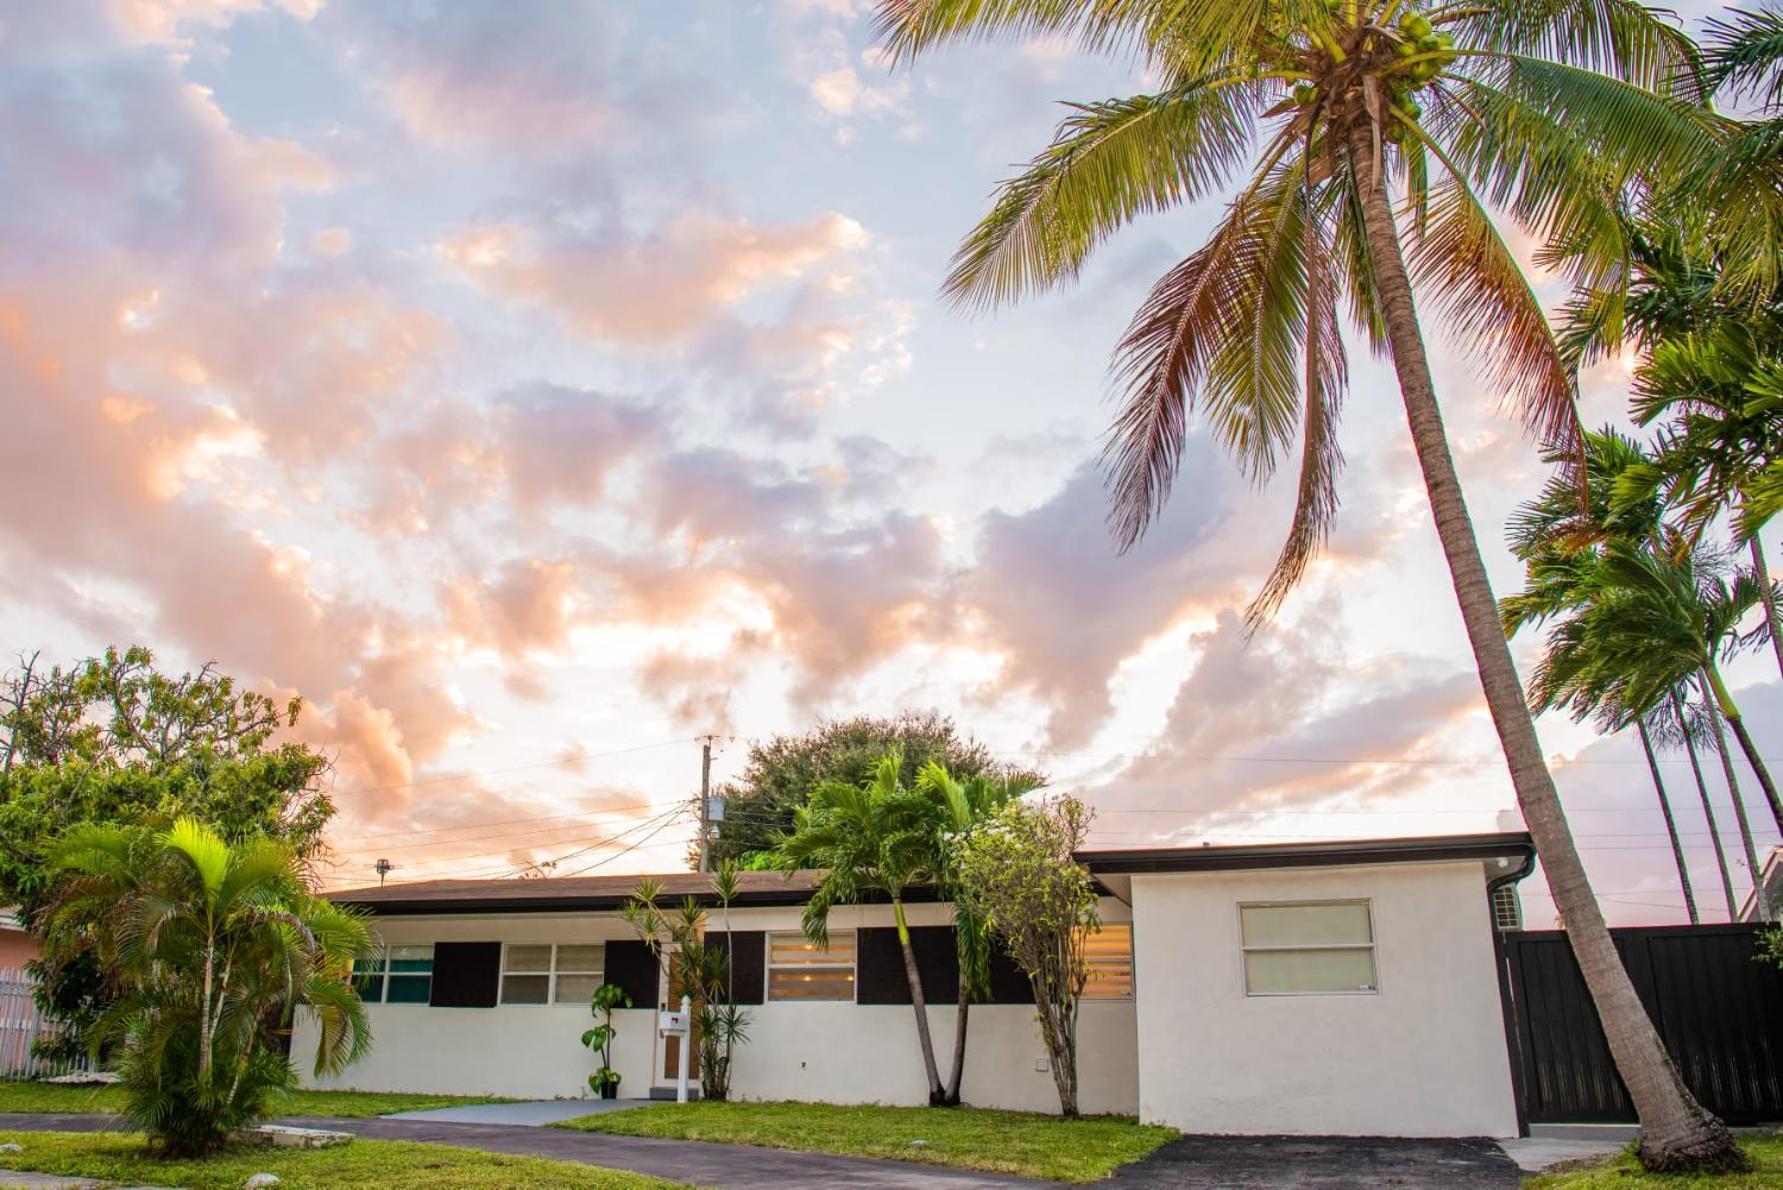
1239,901 -> 1377,996
1082,923 -> 1134,999
768,931 -> 856,1001
499,943 -> 605,1005
351,944 -> 433,1004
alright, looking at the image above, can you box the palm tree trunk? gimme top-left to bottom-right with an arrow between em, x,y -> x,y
893,898 -> 945,1104
1637,715 -> 1697,924
1699,671 -> 1764,917
1674,691 -> 1739,920
1347,119 -> 1741,1172
946,987 -> 969,1107
1703,663 -> 1783,835
1747,536 -> 1783,681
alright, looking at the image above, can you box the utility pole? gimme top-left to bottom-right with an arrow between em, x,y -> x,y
696,735 -> 715,872
375,858 -> 393,886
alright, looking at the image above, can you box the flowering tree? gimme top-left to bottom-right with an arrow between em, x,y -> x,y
954,795 -> 1098,1116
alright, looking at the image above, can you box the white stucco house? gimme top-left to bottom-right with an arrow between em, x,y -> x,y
296,831 -> 1534,1137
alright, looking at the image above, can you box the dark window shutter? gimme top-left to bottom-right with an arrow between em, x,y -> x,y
605,940 -> 659,1009
429,942 -> 501,1008
857,926 -> 959,1005
708,931 -> 765,1006
986,943 -> 1035,1004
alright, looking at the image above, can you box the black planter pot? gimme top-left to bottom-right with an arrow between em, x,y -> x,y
599,1082 -> 619,1100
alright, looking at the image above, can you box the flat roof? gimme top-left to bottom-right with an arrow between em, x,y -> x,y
327,869 -> 832,916
1077,831 -> 1535,875
327,832 -> 1534,915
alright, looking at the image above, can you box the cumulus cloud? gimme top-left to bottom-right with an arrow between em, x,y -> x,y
437,211 -> 868,345
328,1 -> 622,151
961,449 -> 1246,748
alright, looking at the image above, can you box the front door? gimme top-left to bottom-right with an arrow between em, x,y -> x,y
655,947 -> 699,1085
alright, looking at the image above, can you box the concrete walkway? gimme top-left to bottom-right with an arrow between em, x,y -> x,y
382,1099 -> 641,1126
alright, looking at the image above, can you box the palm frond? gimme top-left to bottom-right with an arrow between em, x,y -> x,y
1702,4 -> 1783,106
1406,169 -> 1580,450
1104,158 -> 1309,550
1445,0 -> 1706,98
944,79 -> 1257,309
1247,198 -> 1347,628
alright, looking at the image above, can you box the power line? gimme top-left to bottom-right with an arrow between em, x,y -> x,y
328,800 -> 688,849
365,804 -> 693,882
550,812 -> 693,879
985,748 -> 1783,767
329,738 -> 701,797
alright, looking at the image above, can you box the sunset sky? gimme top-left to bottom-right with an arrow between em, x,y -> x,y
5,0 -> 1777,925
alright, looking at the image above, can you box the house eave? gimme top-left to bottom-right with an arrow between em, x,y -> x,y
1077,831 -> 1535,876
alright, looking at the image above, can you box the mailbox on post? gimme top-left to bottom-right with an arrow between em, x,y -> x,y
658,994 -> 694,1103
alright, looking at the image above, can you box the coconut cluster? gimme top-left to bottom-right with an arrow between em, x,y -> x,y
1384,9 -> 1456,140
1285,7 -> 1458,145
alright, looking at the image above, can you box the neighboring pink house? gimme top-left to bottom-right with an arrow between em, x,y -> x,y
0,909 -> 38,970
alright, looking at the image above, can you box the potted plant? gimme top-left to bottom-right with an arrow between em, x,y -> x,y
582,982 -> 632,1099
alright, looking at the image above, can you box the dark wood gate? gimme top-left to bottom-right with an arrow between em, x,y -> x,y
1499,923 -> 1783,1125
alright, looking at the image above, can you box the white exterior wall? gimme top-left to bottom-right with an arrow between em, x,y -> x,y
293,898 -> 1137,1114
1128,861 -> 1519,1138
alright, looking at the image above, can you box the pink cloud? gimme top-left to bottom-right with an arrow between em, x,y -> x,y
437,211 -> 867,344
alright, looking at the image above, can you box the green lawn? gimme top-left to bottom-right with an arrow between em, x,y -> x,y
0,1081 -> 514,1118
555,1099 -> 1177,1183
0,1130 -> 686,1189
1526,1135 -> 1783,1188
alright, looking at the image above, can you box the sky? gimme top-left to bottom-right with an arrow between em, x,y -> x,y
3,0 -> 1777,926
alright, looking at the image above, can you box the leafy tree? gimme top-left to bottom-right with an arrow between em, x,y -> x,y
881,0 -> 1741,1168
0,646 -> 335,1059
709,712 -> 1035,864
2,645 -> 304,772
917,759 -> 1043,1104
777,750 -> 952,1104
953,794 -> 1100,1117
41,819 -> 370,1156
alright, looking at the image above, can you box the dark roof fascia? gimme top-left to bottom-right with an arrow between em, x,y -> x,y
331,883 -> 948,917
1078,832 -> 1535,876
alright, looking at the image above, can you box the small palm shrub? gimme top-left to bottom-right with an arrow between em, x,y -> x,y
43,818 -> 372,1156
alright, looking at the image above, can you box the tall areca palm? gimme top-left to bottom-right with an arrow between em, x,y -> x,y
1575,230 -> 1783,679
1502,430 -> 1737,922
43,819 -> 371,1156
1661,689 -> 1742,920
917,759 -> 1043,1104
778,750 -> 951,1104
880,0 -> 1741,1165
1589,544 -> 1783,834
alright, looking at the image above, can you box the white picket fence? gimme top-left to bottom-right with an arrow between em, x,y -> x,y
0,966 -> 90,1080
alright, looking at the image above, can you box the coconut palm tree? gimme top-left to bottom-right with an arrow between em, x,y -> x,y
879,0 -> 1742,1167
41,818 -> 371,1156
1684,3 -> 1783,298
917,759 -> 1044,1104
778,749 -> 951,1104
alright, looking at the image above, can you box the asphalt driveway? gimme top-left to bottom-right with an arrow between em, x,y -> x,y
1109,1134 -> 1523,1188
